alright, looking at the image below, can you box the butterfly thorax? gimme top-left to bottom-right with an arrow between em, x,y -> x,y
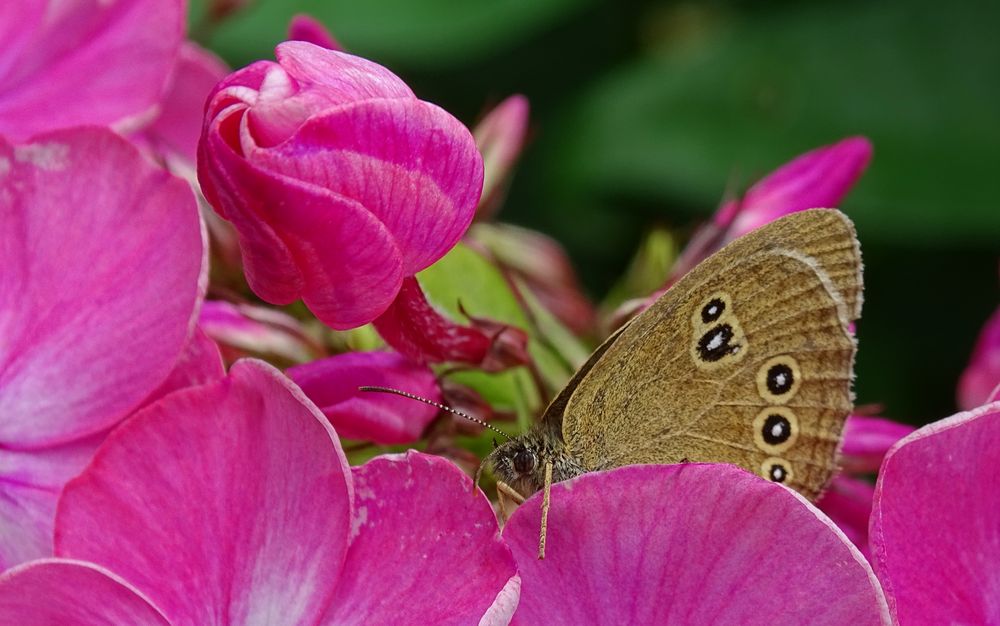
485,425 -> 587,498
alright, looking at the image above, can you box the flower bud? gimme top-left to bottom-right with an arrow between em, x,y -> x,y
373,277 -> 530,371
198,42 -> 483,330
958,306 -> 1000,410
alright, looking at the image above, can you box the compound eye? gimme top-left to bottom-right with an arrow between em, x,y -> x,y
512,448 -> 536,475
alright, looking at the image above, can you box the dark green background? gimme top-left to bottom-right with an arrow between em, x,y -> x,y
191,0 -> 999,426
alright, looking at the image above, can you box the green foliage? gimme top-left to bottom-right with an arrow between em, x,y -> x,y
418,243 -> 574,428
190,0 -> 596,68
549,0 -> 1000,244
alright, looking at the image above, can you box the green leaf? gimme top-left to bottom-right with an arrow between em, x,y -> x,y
600,226 -> 676,315
552,0 -> 1000,244
418,243 -> 556,426
191,0 -> 596,69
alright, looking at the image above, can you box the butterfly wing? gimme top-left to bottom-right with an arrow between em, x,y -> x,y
555,209 -> 862,500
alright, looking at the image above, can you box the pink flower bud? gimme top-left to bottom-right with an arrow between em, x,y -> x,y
198,42 -> 484,330
199,300 -> 320,364
286,351 -> 440,444
474,94 -> 529,218
958,306 -> 1000,410
287,14 -> 342,51
373,277 -> 530,371
839,415 -> 915,474
669,137 -> 872,285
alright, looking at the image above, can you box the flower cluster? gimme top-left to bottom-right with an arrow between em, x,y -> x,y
0,2 -> 997,624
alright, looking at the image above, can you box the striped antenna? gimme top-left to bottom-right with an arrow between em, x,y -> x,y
358,385 -> 512,442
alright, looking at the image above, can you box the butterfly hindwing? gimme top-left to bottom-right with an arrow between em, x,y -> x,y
554,209 -> 862,500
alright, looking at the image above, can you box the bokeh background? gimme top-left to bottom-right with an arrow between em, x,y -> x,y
189,0 -> 999,426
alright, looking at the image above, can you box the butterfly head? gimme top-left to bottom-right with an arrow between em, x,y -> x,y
481,428 -> 569,499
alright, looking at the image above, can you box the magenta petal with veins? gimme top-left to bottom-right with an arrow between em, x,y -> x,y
142,42 -> 229,165
720,136 -> 872,241
287,350 -> 441,444
0,0 -> 182,139
0,128 -> 204,448
870,401 -> 1000,624
0,559 -> 168,624
504,463 -> 890,625
323,452 -> 519,624
42,360 -> 516,624
0,127 -> 205,569
198,42 -> 482,329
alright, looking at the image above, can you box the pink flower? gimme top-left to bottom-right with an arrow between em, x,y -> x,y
0,0 -> 183,139
0,361 -> 519,624
287,350 -> 441,444
503,464 -> 890,624
0,128 -> 210,568
373,277 -> 530,370
287,14 -> 342,50
668,137 -> 872,285
870,400 -> 1000,623
958,305 -> 1000,410
815,415 -> 914,557
474,95 -> 529,218
198,41 -> 484,330
141,42 -> 230,167
839,415 -> 916,474
199,299 -> 320,363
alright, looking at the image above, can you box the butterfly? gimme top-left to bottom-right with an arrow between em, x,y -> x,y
480,208 -> 863,558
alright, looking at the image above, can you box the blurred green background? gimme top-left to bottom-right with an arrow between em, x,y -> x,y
190,0 -> 999,426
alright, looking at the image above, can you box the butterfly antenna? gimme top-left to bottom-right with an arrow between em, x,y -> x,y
358,385 -> 512,442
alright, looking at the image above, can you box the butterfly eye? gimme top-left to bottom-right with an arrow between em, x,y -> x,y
513,449 -> 536,474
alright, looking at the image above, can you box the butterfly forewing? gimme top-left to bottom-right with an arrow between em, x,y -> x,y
555,209 -> 863,500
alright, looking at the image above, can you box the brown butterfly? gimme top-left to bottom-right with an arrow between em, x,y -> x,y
480,208 -> 862,558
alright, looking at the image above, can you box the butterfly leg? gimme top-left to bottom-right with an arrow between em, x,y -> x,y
538,460 -> 553,560
496,484 -> 510,525
496,480 -> 525,504
495,480 -> 524,526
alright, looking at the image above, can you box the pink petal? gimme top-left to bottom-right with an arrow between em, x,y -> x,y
475,94 -> 529,217
249,97 -> 482,274
724,136 -> 873,240
869,400 -> 1000,624
840,415 -> 916,473
199,300 -> 317,363
0,434 -> 103,570
143,42 -> 229,165
288,14 -> 342,51
958,306 -> 1000,410
0,127 -> 205,448
0,0 -> 183,139
667,137 -> 872,287
816,475 -> 877,560
274,41 -> 413,103
287,351 -> 440,444
55,360 -> 353,625
200,105 -> 405,328
373,277 -> 492,364
141,327 -> 225,407
504,464 -> 889,625
198,44 -> 482,330
323,451 -> 518,624
0,559 -> 168,625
